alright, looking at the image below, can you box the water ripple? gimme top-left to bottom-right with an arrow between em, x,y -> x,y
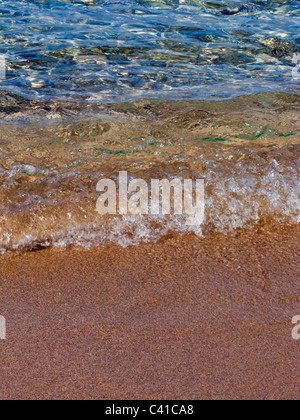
0,0 -> 299,102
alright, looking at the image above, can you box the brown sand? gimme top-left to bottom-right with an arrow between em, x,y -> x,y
0,227 -> 299,400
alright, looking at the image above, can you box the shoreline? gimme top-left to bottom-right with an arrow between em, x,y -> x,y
0,90 -> 299,253
1,0 -> 299,400
1,227 -> 299,400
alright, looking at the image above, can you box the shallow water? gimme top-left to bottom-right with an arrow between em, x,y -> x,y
0,0 -> 299,103
0,92 -> 299,252
0,1 -> 299,252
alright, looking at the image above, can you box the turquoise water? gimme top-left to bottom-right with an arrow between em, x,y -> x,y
0,0 -> 299,103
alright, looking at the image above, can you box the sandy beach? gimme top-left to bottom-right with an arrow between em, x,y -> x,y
1,225 -> 299,400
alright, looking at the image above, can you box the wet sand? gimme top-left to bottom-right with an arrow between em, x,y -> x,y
0,227 -> 299,400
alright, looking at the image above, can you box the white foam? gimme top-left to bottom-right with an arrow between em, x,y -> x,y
0,158 -> 299,253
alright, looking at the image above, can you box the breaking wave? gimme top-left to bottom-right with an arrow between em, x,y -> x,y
0,155 -> 299,253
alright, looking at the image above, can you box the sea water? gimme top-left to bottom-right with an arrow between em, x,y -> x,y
0,0 -> 299,103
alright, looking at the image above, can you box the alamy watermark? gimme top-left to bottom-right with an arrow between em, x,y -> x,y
0,316 -> 6,340
0,54 -> 6,81
96,171 -> 205,226
292,53 -> 300,81
292,316 -> 300,340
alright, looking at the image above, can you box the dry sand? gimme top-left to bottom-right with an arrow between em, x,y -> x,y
0,226 -> 299,400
